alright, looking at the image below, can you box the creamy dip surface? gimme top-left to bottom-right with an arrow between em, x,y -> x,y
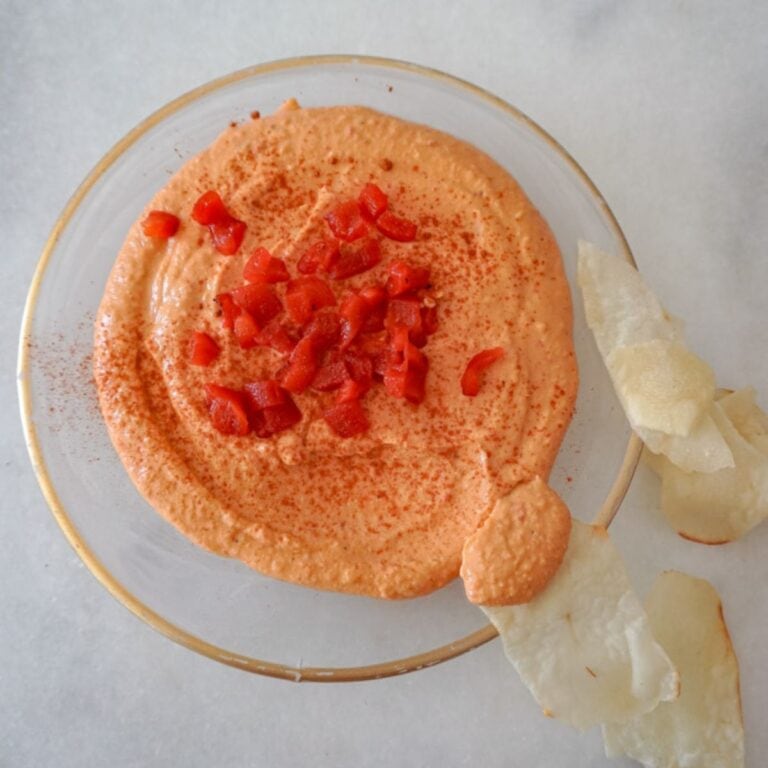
94,103 -> 577,601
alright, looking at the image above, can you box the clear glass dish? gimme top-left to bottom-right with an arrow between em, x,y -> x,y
18,55 -> 640,681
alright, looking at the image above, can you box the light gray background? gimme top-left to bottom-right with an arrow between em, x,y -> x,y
3,2 -> 767,766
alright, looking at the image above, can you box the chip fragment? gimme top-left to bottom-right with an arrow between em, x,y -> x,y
649,391 -> 768,543
483,521 -> 678,729
602,571 -> 744,767
577,241 -> 733,472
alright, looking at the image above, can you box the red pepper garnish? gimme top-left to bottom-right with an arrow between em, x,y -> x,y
421,305 -> 439,336
324,399 -> 370,437
243,380 -> 302,437
329,239 -> 382,280
386,260 -> 430,297
209,218 -> 247,256
460,347 -> 505,397
257,320 -> 296,355
340,351 -> 373,400
192,191 -> 230,225
243,247 -> 290,283
385,296 -> 428,347
233,310 -> 260,349
188,331 -> 220,366
359,283 -> 388,333
303,311 -> 341,351
285,276 -> 337,325
358,183 -> 388,221
215,293 -> 241,331
231,284 -> 283,326
243,379 -> 287,409
324,200 -> 368,242
142,210 -> 180,239
191,191 -> 247,255
359,283 -> 388,308
339,293 -> 370,349
204,384 -> 250,436
280,336 -> 319,394
383,324 -> 429,404
376,211 -> 417,242
297,239 -> 340,275
312,358 -> 349,391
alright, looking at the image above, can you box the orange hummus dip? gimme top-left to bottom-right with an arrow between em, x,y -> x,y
94,102 -> 577,602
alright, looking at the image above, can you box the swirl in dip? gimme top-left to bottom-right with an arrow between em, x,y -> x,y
94,102 -> 577,602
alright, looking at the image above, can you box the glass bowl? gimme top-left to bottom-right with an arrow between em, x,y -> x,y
18,55 -> 640,681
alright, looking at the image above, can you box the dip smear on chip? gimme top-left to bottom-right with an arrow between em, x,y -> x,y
94,103 -> 577,600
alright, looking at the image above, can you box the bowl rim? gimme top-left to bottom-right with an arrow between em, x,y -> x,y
17,53 -> 643,683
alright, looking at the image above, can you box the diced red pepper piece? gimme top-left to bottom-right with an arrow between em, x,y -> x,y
204,383 -> 250,436
192,191 -> 230,225
231,284 -> 283,326
339,293 -> 370,349
383,324 -> 429,404
385,296 -> 428,347
233,310 -> 260,349
285,276 -> 337,326
336,378 -> 369,403
324,200 -> 368,243
243,379 -> 288,409
324,399 -> 370,438
258,320 -> 296,355
386,260 -> 430,297
209,218 -> 247,256
312,359 -> 349,391
216,293 -> 241,331
280,337 -> 319,394
461,347 -> 506,397
357,284 -> 388,333
243,247 -> 290,283
244,381 -> 302,437
329,239 -> 382,280
192,191 -> 247,255
383,362 -> 428,404
260,398 -> 302,436
369,343 -> 392,379
344,351 -> 373,392
303,311 -> 341,351
142,210 -> 180,238
189,331 -> 220,366
359,283 -> 388,309
297,239 -> 340,275
358,183 -> 388,221
376,211 -> 417,242
386,297 -> 422,333
362,307 -> 386,334
421,305 -> 439,336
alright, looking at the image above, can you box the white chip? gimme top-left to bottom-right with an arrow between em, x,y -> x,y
608,339 -> 715,435
651,396 -> 768,543
638,414 -> 734,474
718,387 -> 768,447
577,241 -> 733,472
483,520 -> 678,730
602,571 -> 744,767
577,240 -> 682,355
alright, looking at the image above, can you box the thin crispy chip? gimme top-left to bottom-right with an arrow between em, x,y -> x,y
651,398 -> 768,543
483,521 -> 678,730
603,571 -> 744,767
577,241 -> 733,472
577,240 -> 682,355
608,339 -> 715,435
638,414 -> 734,474
718,387 -> 768,446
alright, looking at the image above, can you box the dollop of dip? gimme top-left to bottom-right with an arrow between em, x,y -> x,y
94,102 -> 578,602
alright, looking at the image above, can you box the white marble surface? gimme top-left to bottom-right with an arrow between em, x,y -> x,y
3,1 -> 767,766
